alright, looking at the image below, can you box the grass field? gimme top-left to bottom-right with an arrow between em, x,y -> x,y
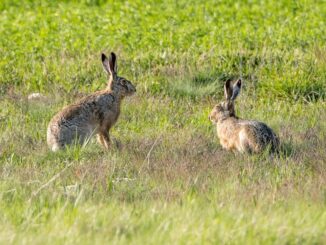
1,0 -> 326,244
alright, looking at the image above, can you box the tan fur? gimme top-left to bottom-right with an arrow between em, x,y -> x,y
209,79 -> 279,154
47,52 -> 136,151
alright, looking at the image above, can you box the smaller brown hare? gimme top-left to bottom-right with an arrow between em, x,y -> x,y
47,52 -> 136,151
209,79 -> 279,154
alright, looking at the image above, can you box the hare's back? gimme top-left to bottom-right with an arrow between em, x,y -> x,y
54,92 -> 116,126
53,104 -> 92,126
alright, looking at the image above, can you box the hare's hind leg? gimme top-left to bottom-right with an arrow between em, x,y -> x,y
97,131 -> 111,149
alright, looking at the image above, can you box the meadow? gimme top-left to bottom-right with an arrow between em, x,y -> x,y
0,0 -> 326,244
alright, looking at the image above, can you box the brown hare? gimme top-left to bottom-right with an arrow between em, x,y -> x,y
209,79 -> 279,154
47,52 -> 136,151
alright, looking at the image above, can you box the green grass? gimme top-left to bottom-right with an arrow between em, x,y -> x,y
1,0 -> 326,244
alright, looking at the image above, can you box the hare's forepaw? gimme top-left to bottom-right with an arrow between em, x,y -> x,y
97,133 -> 111,150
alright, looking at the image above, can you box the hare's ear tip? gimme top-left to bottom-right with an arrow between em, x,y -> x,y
101,53 -> 107,61
110,52 -> 116,57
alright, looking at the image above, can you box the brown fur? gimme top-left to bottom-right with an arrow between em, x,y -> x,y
47,52 -> 136,151
209,79 -> 279,153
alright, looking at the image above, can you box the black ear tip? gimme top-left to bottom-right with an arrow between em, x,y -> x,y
225,79 -> 231,86
101,53 -> 107,61
110,52 -> 116,58
237,79 -> 242,86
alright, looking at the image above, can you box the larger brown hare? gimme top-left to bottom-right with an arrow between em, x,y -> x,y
47,52 -> 136,151
209,79 -> 279,154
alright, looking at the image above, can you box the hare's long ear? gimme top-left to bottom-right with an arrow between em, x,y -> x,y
224,79 -> 233,100
102,53 -> 110,74
108,52 -> 117,74
230,79 -> 242,101
101,52 -> 117,76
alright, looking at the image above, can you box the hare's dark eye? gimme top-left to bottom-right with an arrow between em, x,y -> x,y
120,80 -> 128,88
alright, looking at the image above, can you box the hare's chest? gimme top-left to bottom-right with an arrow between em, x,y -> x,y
110,106 -> 120,124
94,94 -> 120,126
216,123 -> 238,149
102,104 -> 120,125
216,123 -> 235,139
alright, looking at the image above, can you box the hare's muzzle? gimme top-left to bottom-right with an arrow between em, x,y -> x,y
130,87 -> 136,94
